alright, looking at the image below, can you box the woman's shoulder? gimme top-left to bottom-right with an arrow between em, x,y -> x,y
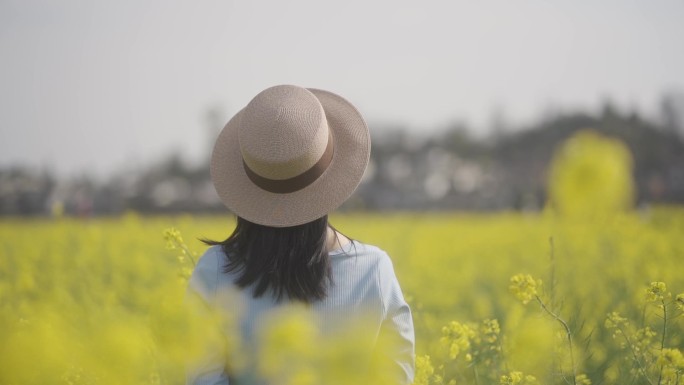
334,241 -> 395,269
195,245 -> 225,270
188,245 -> 226,299
354,241 -> 389,259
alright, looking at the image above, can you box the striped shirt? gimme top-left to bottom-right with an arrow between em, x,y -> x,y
186,241 -> 415,385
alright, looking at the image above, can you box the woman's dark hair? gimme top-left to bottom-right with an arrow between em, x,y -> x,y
202,215 -> 333,303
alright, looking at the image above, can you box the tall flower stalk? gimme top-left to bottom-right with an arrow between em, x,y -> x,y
509,274 -> 578,385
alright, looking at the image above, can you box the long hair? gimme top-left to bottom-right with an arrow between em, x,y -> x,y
202,215 -> 333,303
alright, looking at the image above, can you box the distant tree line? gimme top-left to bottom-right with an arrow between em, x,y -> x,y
2,100 -> 684,217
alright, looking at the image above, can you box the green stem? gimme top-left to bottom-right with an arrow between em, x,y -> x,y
660,299 -> 668,351
616,324 -> 655,385
657,299 -> 668,385
180,242 -> 197,267
548,237 -> 556,312
497,334 -> 510,373
535,295 -> 576,385
472,364 -> 480,385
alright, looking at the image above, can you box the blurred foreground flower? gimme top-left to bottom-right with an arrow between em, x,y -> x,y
547,130 -> 634,218
258,305 -> 320,385
256,305 -> 397,385
414,355 -> 444,385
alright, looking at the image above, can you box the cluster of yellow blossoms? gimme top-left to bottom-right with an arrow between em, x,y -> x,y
499,371 -> 538,385
508,274 -> 541,305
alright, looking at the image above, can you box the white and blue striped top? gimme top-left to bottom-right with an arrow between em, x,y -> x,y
186,241 -> 415,385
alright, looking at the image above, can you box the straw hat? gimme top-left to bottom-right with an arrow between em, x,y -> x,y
210,85 -> 370,227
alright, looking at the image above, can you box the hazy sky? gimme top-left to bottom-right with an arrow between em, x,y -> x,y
1,0 -> 683,177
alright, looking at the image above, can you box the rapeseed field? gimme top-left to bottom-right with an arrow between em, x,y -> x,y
1,131 -> 683,385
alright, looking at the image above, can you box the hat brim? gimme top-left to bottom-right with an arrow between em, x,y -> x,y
210,88 -> 370,227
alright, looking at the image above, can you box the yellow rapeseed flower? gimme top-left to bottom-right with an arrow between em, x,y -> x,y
576,373 -> 592,385
257,305 -> 320,385
604,312 -> 628,331
675,293 -> 684,312
658,348 -> 684,384
658,348 -> 684,369
645,281 -> 671,302
414,355 -> 436,385
500,370 -> 538,385
509,274 -> 541,305
440,321 -> 476,360
481,319 -> 501,344
163,227 -> 183,249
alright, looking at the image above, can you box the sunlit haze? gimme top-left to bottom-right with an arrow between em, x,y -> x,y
1,0 -> 683,177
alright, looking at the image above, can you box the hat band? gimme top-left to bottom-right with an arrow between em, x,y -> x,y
243,133 -> 334,194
